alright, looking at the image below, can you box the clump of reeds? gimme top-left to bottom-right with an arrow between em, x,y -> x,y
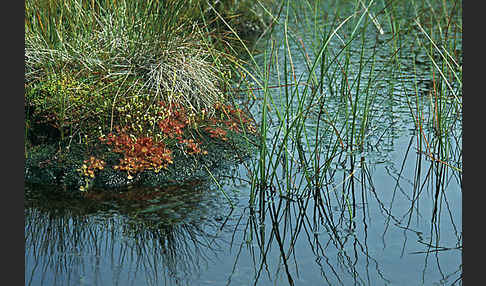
235,0 -> 462,217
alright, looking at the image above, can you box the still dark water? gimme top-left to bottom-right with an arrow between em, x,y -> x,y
25,1 -> 462,285
25,134 -> 462,285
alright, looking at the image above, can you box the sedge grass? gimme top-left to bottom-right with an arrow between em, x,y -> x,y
229,0 -> 462,223
25,0 -> 225,116
246,1 -> 375,203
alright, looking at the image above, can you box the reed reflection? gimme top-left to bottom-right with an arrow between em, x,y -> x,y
230,133 -> 461,285
25,181 -> 234,286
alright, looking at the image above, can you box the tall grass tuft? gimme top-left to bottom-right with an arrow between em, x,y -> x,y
25,0 -> 230,116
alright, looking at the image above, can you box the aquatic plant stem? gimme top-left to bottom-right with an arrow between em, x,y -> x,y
204,165 -> 234,208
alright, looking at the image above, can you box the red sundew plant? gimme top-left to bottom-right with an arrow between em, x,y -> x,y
93,99 -> 256,181
100,128 -> 173,179
205,126 -> 228,141
199,103 -> 257,142
80,156 -> 106,178
179,138 -> 208,155
213,103 -> 257,134
224,120 -> 241,133
157,102 -> 190,140
78,156 -> 106,191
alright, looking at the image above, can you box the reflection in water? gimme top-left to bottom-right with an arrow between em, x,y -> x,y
25,181 -> 234,286
25,132 -> 462,285
225,133 -> 461,285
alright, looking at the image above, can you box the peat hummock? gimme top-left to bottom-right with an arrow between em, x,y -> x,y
25,107 -> 258,192
24,0 -> 273,193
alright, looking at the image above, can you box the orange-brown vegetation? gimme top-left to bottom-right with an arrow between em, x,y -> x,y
90,101 -> 255,182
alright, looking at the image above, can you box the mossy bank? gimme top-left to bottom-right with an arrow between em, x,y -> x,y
25,0 -> 273,192
25,128 -> 257,192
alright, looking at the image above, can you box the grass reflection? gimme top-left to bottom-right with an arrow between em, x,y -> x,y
228,132 -> 461,285
25,181 -> 233,286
